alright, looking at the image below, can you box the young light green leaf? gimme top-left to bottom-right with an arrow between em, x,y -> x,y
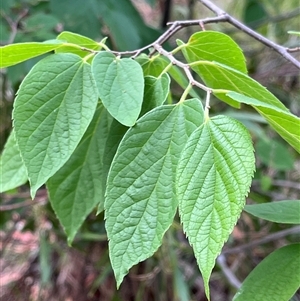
47,105 -> 111,244
0,41 -> 63,68
13,53 -> 98,198
225,91 -> 300,152
226,91 -> 288,113
182,31 -> 247,73
56,31 -> 101,57
0,130 -> 27,192
233,243 -> 300,301
141,74 -> 170,115
256,107 -> 300,153
244,200 -> 300,224
177,115 -> 255,299
105,99 -> 204,287
92,51 -> 144,126
182,51 -> 288,110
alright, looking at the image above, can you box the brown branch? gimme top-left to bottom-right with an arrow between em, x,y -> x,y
0,197 -> 47,211
217,254 -> 241,289
1,9 -> 29,44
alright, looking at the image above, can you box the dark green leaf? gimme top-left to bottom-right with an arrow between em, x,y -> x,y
141,74 -> 170,115
48,105 -> 111,244
98,119 -> 129,214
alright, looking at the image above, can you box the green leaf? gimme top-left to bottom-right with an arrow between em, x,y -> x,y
177,115 -> 255,299
99,119 -> 129,214
25,13 -> 60,40
141,74 -> 170,115
182,31 -> 247,73
244,200 -> 300,224
13,53 -> 98,198
50,0 -> 103,39
233,243 -> 300,301
97,0 -> 161,51
0,130 -> 27,193
256,107 -> 300,153
182,51 -> 288,110
105,99 -> 204,287
56,31 -> 101,57
225,92 -> 300,152
137,54 -> 200,99
0,41 -> 64,68
47,105 -> 111,244
92,51 -> 144,126
226,91 -> 288,113
243,0 -> 268,27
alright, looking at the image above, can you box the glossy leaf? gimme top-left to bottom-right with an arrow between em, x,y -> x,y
47,105 -> 111,244
233,243 -> 300,301
92,51 -> 144,126
177,115 -> 255,299
0,130 -> 27,192
0,41 -> 63,68
105,99 -> 204,287
182,31 -> 247,73
244,200 -> 300,224
13,53 -> 98,198
141,74 -> 170,115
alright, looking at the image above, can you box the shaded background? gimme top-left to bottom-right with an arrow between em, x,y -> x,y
1,0 -> 300,300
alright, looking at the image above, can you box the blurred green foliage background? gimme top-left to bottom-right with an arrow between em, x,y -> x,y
0,1 -> 299,300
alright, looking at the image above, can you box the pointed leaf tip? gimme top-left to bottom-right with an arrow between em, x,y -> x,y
177,115 -> 255,298
105,99 -> 204,286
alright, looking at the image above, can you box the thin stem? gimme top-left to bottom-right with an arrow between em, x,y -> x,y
1,9 -> 29,44
159,62 -> 173,77
153,44 -> 211,93
222,226 -> 300,255
0,197 -> 47,211
204,90 -> 211,120
179,84 -> 193,103
217,254 -> 241,289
